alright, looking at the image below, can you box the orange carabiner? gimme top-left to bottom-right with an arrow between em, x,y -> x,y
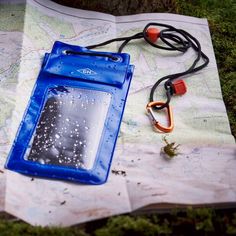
146,101 -> 174,133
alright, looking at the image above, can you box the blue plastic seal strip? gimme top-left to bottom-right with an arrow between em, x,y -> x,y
5,41 -> 134,185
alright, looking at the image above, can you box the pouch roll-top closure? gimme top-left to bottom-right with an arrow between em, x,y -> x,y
42,41 -> 131,88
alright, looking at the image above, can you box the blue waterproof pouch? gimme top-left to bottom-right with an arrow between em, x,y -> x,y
5,41 -> 134,184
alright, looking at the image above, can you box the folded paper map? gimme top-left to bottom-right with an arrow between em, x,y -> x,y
0,0 -> 235,226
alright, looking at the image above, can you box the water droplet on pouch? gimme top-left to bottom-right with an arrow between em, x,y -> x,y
38,158 -> 45,165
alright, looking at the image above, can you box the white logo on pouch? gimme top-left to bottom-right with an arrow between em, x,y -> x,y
77,68 -> 97,75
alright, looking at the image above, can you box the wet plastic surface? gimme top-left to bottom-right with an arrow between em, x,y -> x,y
6,41 -> 134,184
26,86 -> 111,170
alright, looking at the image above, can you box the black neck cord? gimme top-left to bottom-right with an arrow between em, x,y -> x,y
86,22 -> 209,111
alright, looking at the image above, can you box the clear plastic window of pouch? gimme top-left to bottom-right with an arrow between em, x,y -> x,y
25,86 -> 111,170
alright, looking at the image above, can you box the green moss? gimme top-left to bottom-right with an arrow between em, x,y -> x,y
226,213 -> 236,234
95,216 -> 172,236
0,219 -> 88,236
3,208 -> 236,235
84,208 -> 234,235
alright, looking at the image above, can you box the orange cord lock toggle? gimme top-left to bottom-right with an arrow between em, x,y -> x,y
146,27 -> 160,43
146,101 -> 174,133
173,80 -> 187,95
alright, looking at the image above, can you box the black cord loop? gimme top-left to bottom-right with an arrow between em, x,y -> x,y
86,22 -> 209,110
